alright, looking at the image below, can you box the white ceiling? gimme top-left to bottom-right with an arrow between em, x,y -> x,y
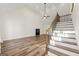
0,3 -> 57,13
0,3 -> 72,16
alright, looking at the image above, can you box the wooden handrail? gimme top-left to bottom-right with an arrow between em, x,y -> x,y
71,3 -> 74,12
46,13 -> 60,33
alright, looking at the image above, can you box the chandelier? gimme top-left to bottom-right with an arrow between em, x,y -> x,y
42,3 -> 50,20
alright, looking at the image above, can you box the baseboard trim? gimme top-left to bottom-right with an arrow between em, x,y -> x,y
3,34 -> 47,42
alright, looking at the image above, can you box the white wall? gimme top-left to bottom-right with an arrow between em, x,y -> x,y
57,3 -> 72,16
72,3 -> 79,46
0,17 -> 3,42
0,3 -> 72,41
0,17 -> 1,42
0,3 -> 58,41
0,4 -> 42,41
0,36 -> 1,42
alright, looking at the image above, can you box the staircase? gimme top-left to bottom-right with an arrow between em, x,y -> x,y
48,15 -> 79,56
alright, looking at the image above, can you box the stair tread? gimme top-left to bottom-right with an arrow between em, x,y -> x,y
50,39 -> 77,45
52,33 -> 75,36
48,45 -> 79,56
56,24 -> 73,26
55,28 -> 74,31
52,34 -> 75,38
57,22 -> 73,23
53,31 -> 75,33
56,26 -> 74,28
48,48 -> 68,56
55,27 -> 74,29
52,31 -> 75,35
57,23 -> 73,25
55,44 -> 79,54
60,20 -> 72,22
49,33 -> 76,39
55,41 -> 79,50
57,40 -> 77,45
48,51 -> 57,56
50,36 -> 76,40
52,32 -> 75,35
56,26 -> 73,27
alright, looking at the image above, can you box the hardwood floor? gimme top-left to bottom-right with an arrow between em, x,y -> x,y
1,34 -> 48,56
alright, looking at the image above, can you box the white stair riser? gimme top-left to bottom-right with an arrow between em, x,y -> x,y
57,21 -> 72,24
49,38 -> 76,43
56,24 -> 73,27
52,32 -> 75,35
51,33 -> 75,37
57,24 -> 73,26
60,19 -> 72,21
53,31 -> 75,33
55,28 -> 74,31
60,20 -> 72,22
56,25 -> 73,28
55,27 -> 74,29
56,25 -> 73,27
56,27 -> 74,28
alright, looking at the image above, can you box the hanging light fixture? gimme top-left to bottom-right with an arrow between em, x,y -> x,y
42,3 -> 50,20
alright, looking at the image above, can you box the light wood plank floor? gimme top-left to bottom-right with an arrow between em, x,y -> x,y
1,34 -> 48,56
